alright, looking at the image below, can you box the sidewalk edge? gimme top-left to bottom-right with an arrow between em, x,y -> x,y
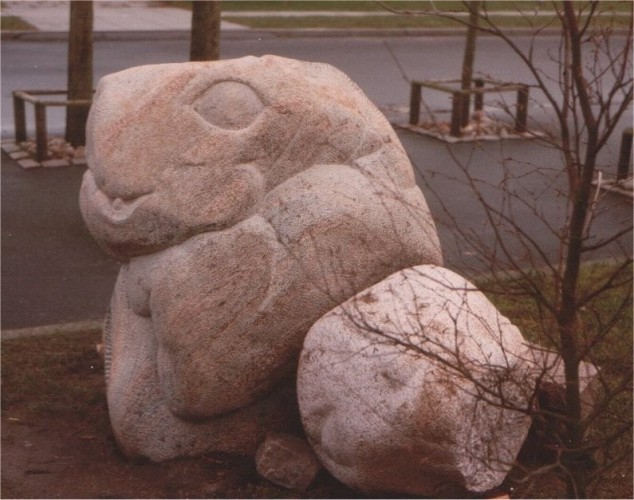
6,26 -> 629,42
2,319 -> 103,341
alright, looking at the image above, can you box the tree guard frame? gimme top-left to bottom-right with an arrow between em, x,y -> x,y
12,89 -> 92,162
409,78 -> 530,138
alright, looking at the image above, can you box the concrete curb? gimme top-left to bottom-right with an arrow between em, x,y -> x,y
1,319 -> 103,341
393,122 -> 547,144
2,26 -> 600,42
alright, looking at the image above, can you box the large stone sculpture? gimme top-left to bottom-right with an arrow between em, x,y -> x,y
297,265 -> 537,497
80,55 -> 443,461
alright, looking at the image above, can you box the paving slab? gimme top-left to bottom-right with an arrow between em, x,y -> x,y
1,0 -> 247,32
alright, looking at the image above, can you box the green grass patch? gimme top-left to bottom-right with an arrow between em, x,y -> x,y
160,1 -> 632,13
1,329 -> 105,416
0,15 -> 36,30
224,12 -> 630,29
480,260 -> 633,366
159,1 -> 466,12
480,260 -> 633,497
160,0 -> 631,29
225,14 -> 461,29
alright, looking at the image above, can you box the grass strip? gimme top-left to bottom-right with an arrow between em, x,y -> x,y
1,15 -> 36,30
161,1 -> 632,13
1,329 -> 105,416
224,13 -> 630,30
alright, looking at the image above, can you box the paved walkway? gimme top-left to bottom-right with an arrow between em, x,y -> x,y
1,1 -> 247,32
3,1 -> 629,34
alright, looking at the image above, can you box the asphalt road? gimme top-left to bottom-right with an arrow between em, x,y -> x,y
400,131 -> 633,272
1,35 -> 498,137
2,129 -> 631,330
4,34 -> 632,137
1,154 -> 120,329
2,35 -> 632,330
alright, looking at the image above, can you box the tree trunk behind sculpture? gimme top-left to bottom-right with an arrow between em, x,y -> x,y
65,0 -> 93,147
459,1 -> 480,127
190,1 -> 221,61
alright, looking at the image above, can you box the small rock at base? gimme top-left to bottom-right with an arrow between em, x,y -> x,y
255,432 -> 320,491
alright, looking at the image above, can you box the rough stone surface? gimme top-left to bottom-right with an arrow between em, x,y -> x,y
80,56 -> 442,461
255,432 -> 320,491
297,264 -> 537,497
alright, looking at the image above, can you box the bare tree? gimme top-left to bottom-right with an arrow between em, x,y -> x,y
460,0 -> 481,126
190,0 -> 221,61
375,1 -> 633,497
65,0 -> 93,146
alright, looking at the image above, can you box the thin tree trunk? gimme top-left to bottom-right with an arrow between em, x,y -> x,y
65,0 -> 93,147
460,1 -> 480,127
190,1 -> 221,61
557,3 -> 602,497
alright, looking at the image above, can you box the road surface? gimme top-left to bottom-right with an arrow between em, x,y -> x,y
2,34 -> 631,329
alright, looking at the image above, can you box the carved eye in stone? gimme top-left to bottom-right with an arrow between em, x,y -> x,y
192,81 -> 265,130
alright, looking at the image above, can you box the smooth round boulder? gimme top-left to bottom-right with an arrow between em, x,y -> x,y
298,265 -> 535,497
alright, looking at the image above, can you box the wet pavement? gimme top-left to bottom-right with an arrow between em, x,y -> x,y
2,127 -> 631,331
1,5 -> 631,332
1,152 -> 119,330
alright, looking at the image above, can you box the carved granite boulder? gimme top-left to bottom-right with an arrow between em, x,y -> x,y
80,55 -> 442,461
297,264 -> 537,497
